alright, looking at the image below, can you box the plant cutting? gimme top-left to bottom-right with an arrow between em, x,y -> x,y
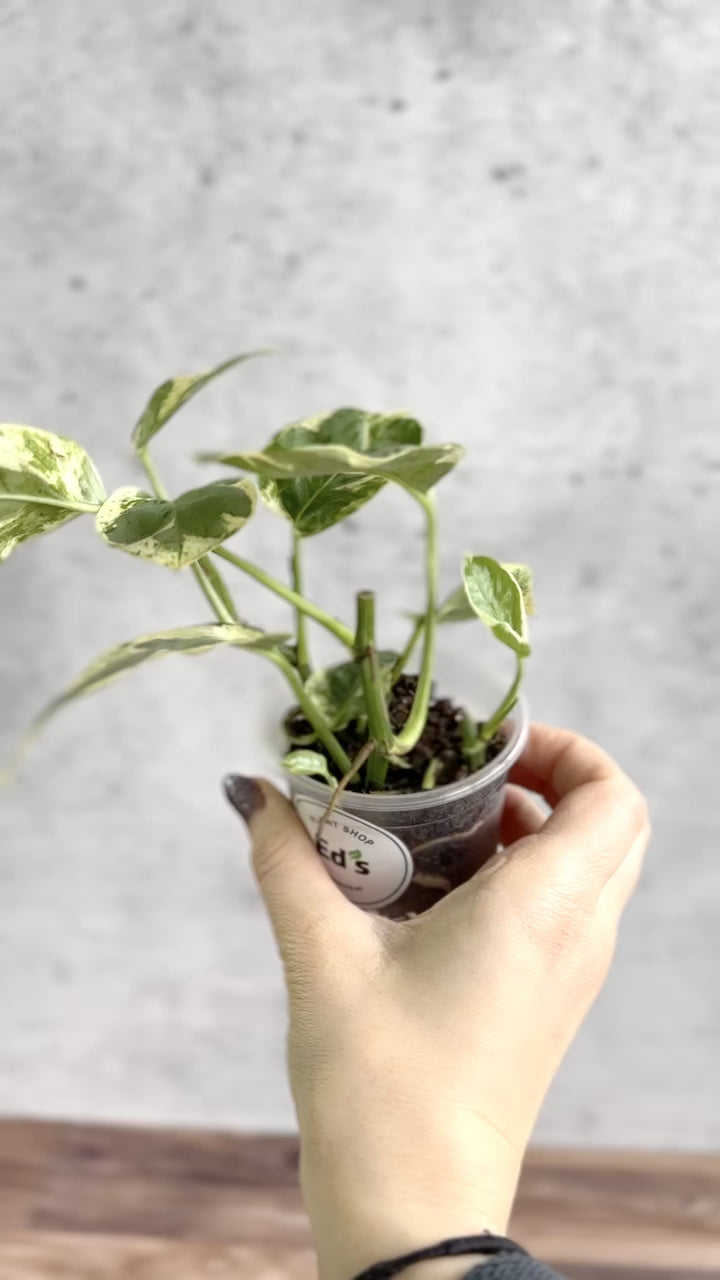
1,354 -> 534,918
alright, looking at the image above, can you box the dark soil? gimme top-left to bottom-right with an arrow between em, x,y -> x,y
284,675 -> 506,793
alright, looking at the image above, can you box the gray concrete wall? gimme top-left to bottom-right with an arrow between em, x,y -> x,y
1,1 -> 718,1148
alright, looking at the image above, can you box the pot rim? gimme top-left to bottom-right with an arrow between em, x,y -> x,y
288,694 -> 530,812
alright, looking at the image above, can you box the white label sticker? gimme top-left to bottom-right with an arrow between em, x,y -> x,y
294,796 -> 414,910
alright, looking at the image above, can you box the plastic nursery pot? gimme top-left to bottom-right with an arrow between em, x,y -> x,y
290,696 -> 530,920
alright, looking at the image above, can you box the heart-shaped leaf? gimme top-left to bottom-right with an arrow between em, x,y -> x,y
462,555 -> 531,657
28,623 -> 289,737
201,407 -> 464,520
0,424 -> 105,561
255,409 -> 423,534
282,749 -> 337,785
438,562 -> 535,623
501,563 -> 535,616
96,478 -> 256,568
131,350 -> 271,451
305,651 -> 398,730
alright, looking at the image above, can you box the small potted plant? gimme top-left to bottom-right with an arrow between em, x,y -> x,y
1,354 -> 533,919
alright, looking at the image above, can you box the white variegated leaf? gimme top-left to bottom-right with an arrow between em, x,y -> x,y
462,555 -> 531,657
282,749 -> 337,785
96,478 -> 256,568
305,652 -> 398,730
7,625 -> 290,773
0,424 -> 105,561
438,563 -> 535,623
132,351 -> 271,450
200,407 -> 463,511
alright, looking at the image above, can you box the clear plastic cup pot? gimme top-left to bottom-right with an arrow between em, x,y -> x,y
290,696 -> 529,920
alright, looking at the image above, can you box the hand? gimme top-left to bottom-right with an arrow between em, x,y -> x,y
224,724 -> 650,1280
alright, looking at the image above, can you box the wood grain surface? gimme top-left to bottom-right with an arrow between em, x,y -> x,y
0,1121 -> 717,1279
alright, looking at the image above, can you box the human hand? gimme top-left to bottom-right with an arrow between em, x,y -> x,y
224,724 -> 650,1280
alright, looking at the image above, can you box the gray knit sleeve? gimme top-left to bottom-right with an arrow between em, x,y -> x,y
464,1256 -> 567,1279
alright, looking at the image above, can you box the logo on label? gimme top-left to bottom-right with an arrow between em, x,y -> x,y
293,797 -> 414,910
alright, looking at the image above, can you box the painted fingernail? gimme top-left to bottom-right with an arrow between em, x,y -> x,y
223,775 -> 265,823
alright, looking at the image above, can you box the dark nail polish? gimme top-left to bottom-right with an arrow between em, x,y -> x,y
223,775 -> 265,822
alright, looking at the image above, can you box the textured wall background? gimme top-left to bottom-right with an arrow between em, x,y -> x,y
1,1 -> 718,1148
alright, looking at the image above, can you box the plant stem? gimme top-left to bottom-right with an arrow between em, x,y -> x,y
195,556 -> 239,621
136,448 -> 347,768
214,546 -> 354,650
365,750 -> 389,789
392,492 -> 438,754
391,614 -> 424,683
461,712 -> 488,771
479,655 -> 524,742
318,741 -> 375,835
264,650 -> 352,775
355,591 -> 395,757
190,561 -> 236,623
135,445 -> 238,626
290,532 -> 311,679
1,493 -> 101,514
136,447 -> 168,499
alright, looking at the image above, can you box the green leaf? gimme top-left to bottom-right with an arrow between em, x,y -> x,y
0,424 -> 105,561
436,584 -> 476,624
305,651 -> 398,731
245,409 -> 426,535
96,477 -> 256,568
462,555 -> 531,657
200,407 -> 463,523
131,350 -> 271,451
282,749 -> 337,785
438,562 -> 535,623
29,623 -> 289,737
501,563 -> 535,616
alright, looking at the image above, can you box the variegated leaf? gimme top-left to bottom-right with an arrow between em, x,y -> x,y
200,407 -> 464,510
438,563 -> 535,623
30,624 -> 289,734
255,409 -> 423,534
462,555 -> 531,657
0,424 -> 105,561
501,563 -> 535,616
282,749 -> 337,785
305,651 -> 398,730
96,478 -> 256,568
131,350 -> 272,450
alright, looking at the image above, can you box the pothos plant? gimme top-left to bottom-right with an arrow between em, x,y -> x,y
1,354 -> 533,797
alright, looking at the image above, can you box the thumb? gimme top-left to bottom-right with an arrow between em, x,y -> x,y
223,774 -> 360,958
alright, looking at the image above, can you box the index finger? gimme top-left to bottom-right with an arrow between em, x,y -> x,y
508,722 -> 649,886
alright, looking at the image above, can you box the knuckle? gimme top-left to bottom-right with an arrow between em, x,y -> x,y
611,777 -> 650,836
518,882 -> 597,959
519,887 -> 617,997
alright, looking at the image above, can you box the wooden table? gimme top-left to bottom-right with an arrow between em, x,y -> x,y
0,1121 -> 718,1278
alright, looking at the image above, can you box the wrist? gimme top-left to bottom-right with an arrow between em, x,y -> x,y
298,1101 -> 523,1280
308,1179 -> 515,1280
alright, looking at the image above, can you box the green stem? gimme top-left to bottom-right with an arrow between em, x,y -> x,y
391,614 -> 424,683
480,655 -> 524,742
355,591 -> 395,755
135,448 -> 347,769
291,532 -> 311,679
265,651 -> 352,775
1,493 -> 100,514
214,546 -> 354,650
392,492 -> 438,754
190,562 -> 235,623
365,750 -> 389,789
194,557 -> 239,621
136,447 -> 168,499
